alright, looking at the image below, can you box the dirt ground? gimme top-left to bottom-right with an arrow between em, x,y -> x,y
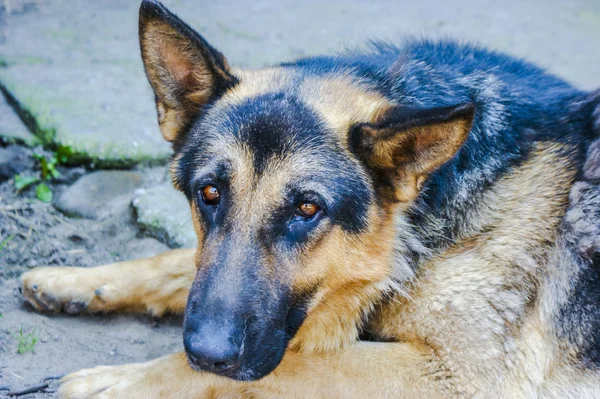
0,145 -> 184,398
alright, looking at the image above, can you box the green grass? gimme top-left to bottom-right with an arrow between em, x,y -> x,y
0,234 -> 15,251
14,327 -> 38,354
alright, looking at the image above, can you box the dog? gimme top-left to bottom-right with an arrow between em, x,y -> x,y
19,0 -> 600,397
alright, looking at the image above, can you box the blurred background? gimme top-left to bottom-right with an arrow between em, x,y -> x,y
0,0 -> 598,396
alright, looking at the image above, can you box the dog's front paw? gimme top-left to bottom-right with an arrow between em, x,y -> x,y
59,363 -> 150,399
20,267 -> 107,314
59,354 -> 227,399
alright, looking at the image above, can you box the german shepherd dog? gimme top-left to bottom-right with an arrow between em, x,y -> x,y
19,0 -> 600,397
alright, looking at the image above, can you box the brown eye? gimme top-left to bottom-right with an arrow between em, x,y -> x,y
296,202 -> 319,219
201,185 -> 220,205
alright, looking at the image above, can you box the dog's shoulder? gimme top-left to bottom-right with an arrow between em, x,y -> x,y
557,90 -> 600,368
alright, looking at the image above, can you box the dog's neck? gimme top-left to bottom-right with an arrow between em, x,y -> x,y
402,141 -> 581,274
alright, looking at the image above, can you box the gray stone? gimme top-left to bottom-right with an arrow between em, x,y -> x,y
0,90 -> 38,146
0,0 -> 598,167
121,237 -> 171,261
0,145 -> 32,182
132,183 -> 196,249
55,170 -> 144,219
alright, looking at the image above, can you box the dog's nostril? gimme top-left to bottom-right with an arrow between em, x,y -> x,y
213,361 -> 227,371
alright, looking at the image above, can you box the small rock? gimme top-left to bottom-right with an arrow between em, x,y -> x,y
67,233 -> 88,243
40,336 -> 48,343
54,166 -> 86,184
55,171 -> 144,219
0,145 -> 33,182
132,183 -> 196,248
109,350 -> 116,356
27,259 -> 38,268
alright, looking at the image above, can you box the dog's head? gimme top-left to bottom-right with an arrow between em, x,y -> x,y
139,0 -> 473,381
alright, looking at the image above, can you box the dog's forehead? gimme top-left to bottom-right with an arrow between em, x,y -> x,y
218,67 -> 392,137
216,91 -> 333,172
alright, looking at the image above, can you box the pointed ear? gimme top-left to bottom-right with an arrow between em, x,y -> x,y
139,0 -> 238,143
350,103 -> 475,202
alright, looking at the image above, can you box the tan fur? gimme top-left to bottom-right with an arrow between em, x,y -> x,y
221,67 -> 297,108
289,207 -> 398,353
298,74 -> 392,138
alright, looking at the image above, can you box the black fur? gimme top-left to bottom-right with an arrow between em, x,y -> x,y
557,91 -> 600,368
559,178 -> 600,368
561,253 -> 600,367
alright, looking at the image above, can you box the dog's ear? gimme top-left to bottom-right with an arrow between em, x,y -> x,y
139,0 -> 237,143
350,103 -> 475,202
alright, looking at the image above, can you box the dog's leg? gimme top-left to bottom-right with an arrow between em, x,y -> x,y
20,249 -> 196,316
58,343 -> 458,399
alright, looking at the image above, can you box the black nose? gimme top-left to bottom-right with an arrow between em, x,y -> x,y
184,324 -> 243,374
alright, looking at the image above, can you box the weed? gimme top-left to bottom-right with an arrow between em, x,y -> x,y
0,234 -> 15,251
14,326 -> 38,354
14,144 -> 73,203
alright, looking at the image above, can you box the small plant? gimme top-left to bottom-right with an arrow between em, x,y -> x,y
0,234 -> 14,251
14,326 -> 38,354
14,144 -> 73,203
